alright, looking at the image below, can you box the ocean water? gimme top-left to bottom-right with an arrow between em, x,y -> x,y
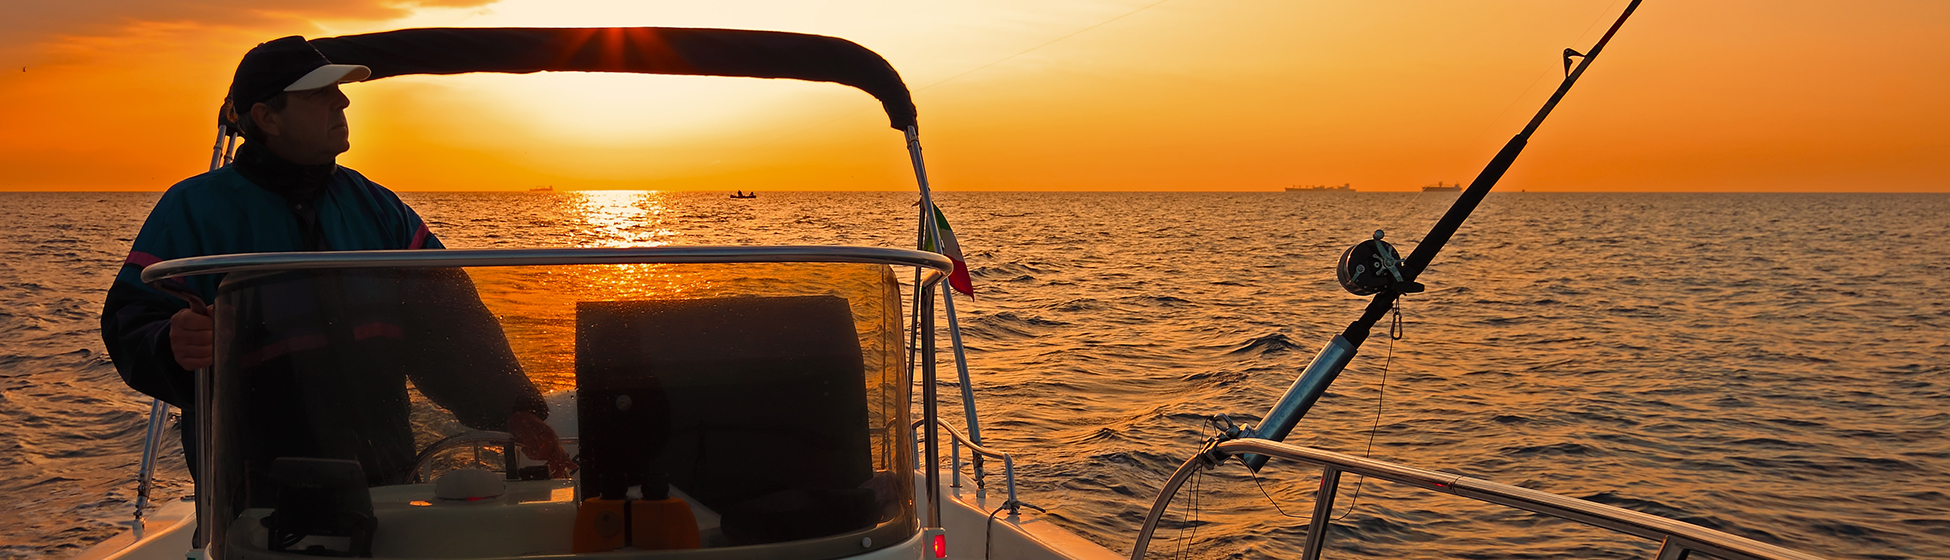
0,191 -> 1945,559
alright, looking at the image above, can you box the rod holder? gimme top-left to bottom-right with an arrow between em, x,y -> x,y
1242,336 -> 1357,472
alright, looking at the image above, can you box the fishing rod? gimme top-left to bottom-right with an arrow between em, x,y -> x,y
1229,0 -> 1645,472
1132,4 -> 1647,555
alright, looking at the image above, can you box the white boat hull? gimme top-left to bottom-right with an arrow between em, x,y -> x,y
73,473 -> 1123,560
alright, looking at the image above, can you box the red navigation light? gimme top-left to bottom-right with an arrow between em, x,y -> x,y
933,533 -> 947,558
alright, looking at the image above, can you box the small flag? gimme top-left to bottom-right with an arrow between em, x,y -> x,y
925,202 -> 974,297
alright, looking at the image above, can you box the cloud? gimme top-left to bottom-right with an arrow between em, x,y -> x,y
2,0 -> 496,64
0,0 -> 500,190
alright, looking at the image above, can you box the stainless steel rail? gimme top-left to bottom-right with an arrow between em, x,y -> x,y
1132,439 -> 1828,560
912,419 -> 1020,511
130,398 -> 170,537
141,245 -> 956,283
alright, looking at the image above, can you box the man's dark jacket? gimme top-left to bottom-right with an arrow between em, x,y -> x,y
102,142 -> 545,485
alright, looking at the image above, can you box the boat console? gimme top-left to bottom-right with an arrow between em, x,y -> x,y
149,248 -> 949,559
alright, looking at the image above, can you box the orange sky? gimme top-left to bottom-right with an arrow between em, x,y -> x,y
1,0 -> 1946,192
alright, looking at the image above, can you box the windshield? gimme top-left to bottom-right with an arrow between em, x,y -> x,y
200,261 -> 914,559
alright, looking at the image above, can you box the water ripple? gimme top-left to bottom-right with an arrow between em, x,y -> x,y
1,192 -> 1946,559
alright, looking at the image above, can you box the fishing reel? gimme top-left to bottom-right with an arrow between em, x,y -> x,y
1337,230 -> 1424,296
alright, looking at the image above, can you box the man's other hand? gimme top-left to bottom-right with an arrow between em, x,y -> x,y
169,306 -> 215,370
508,410 -> 576,478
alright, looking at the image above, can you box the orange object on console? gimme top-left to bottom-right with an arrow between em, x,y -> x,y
630,497 -> 702,550
571,498 -> 628,553
571,497 -> 701,552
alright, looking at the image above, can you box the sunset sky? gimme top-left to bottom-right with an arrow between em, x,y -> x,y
2,0 -> 1945,192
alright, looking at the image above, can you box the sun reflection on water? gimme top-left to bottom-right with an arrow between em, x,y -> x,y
569,190 -> 678,248
460,191 -> 907,393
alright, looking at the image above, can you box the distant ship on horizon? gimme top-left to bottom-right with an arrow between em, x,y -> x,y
1286,183 -> 1354,192
529,185 -> 554,192
1422,181 -> 1462,192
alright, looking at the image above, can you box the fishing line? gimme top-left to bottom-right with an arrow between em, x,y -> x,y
1373,189 -> 1430,239
1472,0 -> 1625,150
1248,302 -> 1404,526
1182,469 -> 1203,560
912,0 -> 1177,94
1373,0 -> 1618,225
984,503 -> 1009,560
1170,468 -> 1191,558
1245,463 -> 1303,519
1173,418 -> 1210,559
1376,3 -> 1626,278
724,0 -> 1178,157
1330,300 -> 1400,522
1572,0 -> 1629,50
1231,413 -> 1299,519
1240,300 -> 1400,523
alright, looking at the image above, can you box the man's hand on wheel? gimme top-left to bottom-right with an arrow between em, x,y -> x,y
170,306 -> 215,371
508,410 -> 576,478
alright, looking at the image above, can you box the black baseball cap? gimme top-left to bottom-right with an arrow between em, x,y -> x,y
226,36 -> 370,111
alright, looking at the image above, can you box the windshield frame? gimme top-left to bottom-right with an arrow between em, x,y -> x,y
184,252 -> 935,559
142,246 -> 955,285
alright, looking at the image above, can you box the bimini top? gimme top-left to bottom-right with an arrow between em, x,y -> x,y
267,27 -> 917,130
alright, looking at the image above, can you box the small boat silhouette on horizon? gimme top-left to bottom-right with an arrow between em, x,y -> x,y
1285,183 -> 1354,192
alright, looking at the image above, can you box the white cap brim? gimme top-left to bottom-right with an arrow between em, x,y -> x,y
284,64 -> 371,91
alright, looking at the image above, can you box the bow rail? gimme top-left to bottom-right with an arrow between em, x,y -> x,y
912,419 -> 1020,513
1133,439 -> 1828,560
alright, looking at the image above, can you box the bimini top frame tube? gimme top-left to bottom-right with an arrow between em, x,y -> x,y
141,245 -> 954,284
286,27 -> 916,130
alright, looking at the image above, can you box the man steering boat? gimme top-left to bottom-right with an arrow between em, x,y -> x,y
101,36 -> 572,491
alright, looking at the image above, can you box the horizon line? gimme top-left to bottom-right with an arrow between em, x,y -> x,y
3,189 -> 1947,194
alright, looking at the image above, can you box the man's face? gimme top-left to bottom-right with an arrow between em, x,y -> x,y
253,83 -> 351,165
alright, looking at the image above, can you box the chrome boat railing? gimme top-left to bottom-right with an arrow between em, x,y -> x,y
912,419 -> 1021,513
1132,439 -> 1828,560
129,399 -> 171,538
140,245 -> 953,282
